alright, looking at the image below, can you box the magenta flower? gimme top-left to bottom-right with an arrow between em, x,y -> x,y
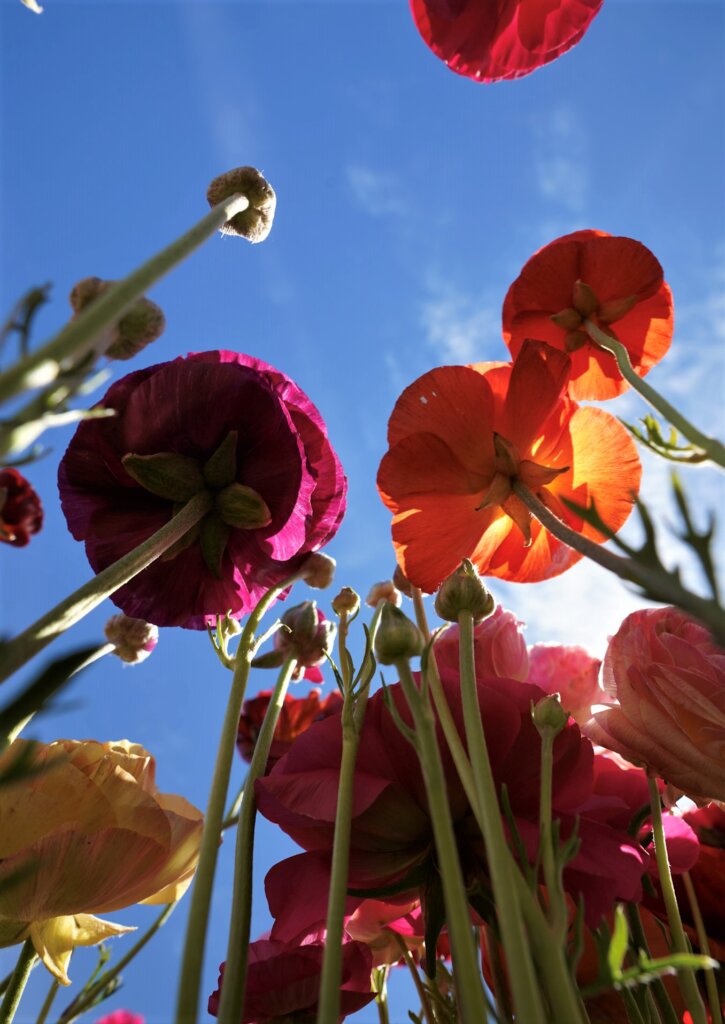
527,643 -> 605,725
58,352 -> 346,628
434,605 -> 529,681
94,1013 -> 144,1024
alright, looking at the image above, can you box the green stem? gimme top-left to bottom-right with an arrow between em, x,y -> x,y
647,777 -> 707,1024
0,939 -> 36,1024
372,966 -> 391,1024
216,656 -> 297,1024
393,933 -> 435,1024
626,905 -> 680,1024
34,978 -> 58,1024
0,195 -> 250,406
538,727 -> 567,937
457,611 -> 546,1024
512,480 -> 725,647
0,490 -> 213,684
584,320 -> 725,468
395,659 -> 489,1024
220,779 -> 246,832
58,903 -> 176,1024
682,871 -> 723,1024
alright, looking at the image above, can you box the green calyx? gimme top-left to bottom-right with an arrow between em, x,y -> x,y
123,430 -> 271,577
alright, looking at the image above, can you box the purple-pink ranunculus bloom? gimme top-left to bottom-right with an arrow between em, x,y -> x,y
94,1013 -> 145,1024
527,642 -> 605,725
58,352 -> 346,628
433,605 -> 529,681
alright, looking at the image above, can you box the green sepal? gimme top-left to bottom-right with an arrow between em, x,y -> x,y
216,482 -> 272,529
251,650 -> 286,670
122,451 -> 206,502
203,431 -> 239,489
200,512 -> 231,578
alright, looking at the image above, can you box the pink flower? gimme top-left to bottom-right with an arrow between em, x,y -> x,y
257,666 -> 648,927
527,643 -> 604,724
433,606 -> 529,681
584,608 -> 725,803
208,938 -> 374,1022
94,1013 -> 144,1024
409,0 -> 603,83
237,689 -> 343,770
58,352 -> 346,628
0,468 -> 43,547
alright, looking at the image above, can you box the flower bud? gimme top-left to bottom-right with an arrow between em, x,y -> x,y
392,565 -> 413,598
301,552 -> 336,590
104,615 -> 159,664
331,587 -> 360,618
532,694 -> 569,738
365,580 -> 402,609
434,560 -> 494,624
69,277 -> 165,360
275,601 -> 336,670
374,604 -> 423,665
206,167 -> 276,243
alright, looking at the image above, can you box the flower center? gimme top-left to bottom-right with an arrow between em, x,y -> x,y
121,429 -> 272,576
477,433 -> 566,546
551,279 -> 638,352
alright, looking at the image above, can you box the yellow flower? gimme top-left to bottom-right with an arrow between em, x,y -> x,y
0,739 -> 203,984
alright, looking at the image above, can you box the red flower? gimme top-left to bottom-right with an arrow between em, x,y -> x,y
208,939 -> 374,1023
257,667 -> 648,927
237,689 -> 342,770
58,352 -> 346,628
502,230 -> 673,400
434,605 -> 529,681
0,469 -> 43,547
377,340 -> 641,592
410,0 -> 603,83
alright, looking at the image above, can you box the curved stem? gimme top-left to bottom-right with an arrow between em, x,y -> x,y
0,490 -> 213,684
584,320 -> 725,468
647,777 -> 707,1024
0,195 -> 250,405
216,656 -> 297,1024
0,939 -> 36,1024
395,658 -> 489,1024
58,903 -> 176,1024
457,611 -> 546,1023
682,871 -> 722,1024
512,480 -> 725,646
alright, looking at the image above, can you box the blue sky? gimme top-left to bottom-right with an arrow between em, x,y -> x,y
0,1 -> 724,1021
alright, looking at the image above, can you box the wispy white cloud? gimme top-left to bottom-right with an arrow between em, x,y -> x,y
346,164 -> 407,218
532,104 -> 589,214
420,279 -> 501,363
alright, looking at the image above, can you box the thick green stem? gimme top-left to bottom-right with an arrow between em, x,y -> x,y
395,659 -> 488,1024
0,939 -> 36,1024
682,871 -> 723,1024
457,611 -> 546,1023
512,480 -> 725,646
538,727 -> 567,937
584,320 -> 725,468
58,903 -> 176,1024
216,656 -> 297,1024
647,778 -> 707,1024
0,491 -> 213,684
0,195 -> 250,405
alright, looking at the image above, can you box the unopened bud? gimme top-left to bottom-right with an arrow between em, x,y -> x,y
393,565 -> 413,598
206,167 -> 276,243
301,552 -> 336,590
104,614 -> 159,665
331,587 -> 360,618
276,601 -> 336,669
434,560 -> 494,624
365,580 -> 402,609
532,694 -> 569,737
374,604 -> 423,665
69,277 -> 166,359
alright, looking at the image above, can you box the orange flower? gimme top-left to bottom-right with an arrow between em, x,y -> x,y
0,739 -> 203,984
502,230 -> 673,400
377,341 -> 641,592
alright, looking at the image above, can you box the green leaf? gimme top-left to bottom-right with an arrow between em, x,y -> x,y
607,905 -> 630,979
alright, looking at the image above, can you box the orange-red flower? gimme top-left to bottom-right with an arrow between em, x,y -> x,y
377,341 -> 641,592
502,230 -> 673,400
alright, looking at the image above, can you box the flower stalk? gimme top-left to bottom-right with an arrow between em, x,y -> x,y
216,654 -> 298,1024
0,490 -> 213,684
584,319 -> 725,468
0,939 -> 36,1024
0,194 -> 250,405
647,777 -> 707,1024
682,872 -> 723,1024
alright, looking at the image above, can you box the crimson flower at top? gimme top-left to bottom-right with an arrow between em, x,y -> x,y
377,340 -> 641,593
410,0 -> 603,83
58,352 -> 346,628
502,230 -> 673,400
